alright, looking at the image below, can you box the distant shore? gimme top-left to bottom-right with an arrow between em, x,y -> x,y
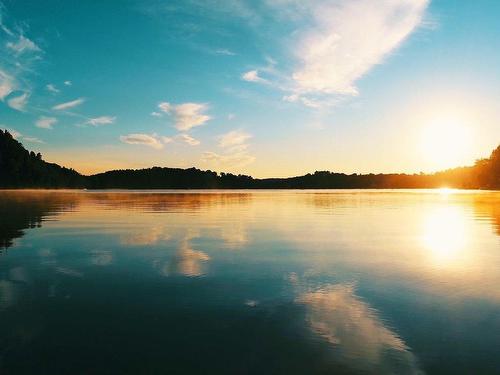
2,129 -> 500,190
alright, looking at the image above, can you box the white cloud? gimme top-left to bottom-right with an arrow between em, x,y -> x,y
87,116 -> 116,126
202,151 -> 255,168
35,116 -> 57,129
6,35 -> 41,54
151,111 -> 162,117
158,102 -> 171,112
218,129 -> 252,148
3,127 -> 43,143
0,12 -> 15,37
177,133 -> 200,146
161,136 -> 173,144
282,93 -> 338,108
52,98 -> 85,110
3,127 -> 21,139
215,48 -> 236,56
241,69 -> 268,83
22,136 -> 44,143
0,70 -> 15,101
64,80 -> 72,86
203,129 -> 255,169
291,0 -> 429,96
120,133 -> 167,149
158,101 -> 211,131
7,92 -> 28,111
46,84 -> 59,93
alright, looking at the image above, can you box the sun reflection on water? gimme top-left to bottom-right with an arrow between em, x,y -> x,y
422,205 -> 469,267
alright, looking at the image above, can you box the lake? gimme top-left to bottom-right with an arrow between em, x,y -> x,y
1,190 -> 499,374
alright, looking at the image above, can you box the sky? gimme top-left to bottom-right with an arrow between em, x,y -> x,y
0,0 -> 499,177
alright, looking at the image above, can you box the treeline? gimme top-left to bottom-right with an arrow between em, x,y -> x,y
0,130 -> 86,188
1,129 -> 499,189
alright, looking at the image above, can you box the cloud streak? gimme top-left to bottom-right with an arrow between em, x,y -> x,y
52,98 -> 85,110
4,127 -> 43,143
35,116 -> 57,129
6,35 -> 41,54
218,129 -> 252,148
0,70 -> 14,101
158,101 -> 211,131
237,0 -> 429,108
215,48 -> 236,56
241,69 -> 268,83
203,129 -> 255,169
177,133 -> 200,146
291,0 -> 429,97
87,116 -> 116,126
120,133 -> 169,149
46,84 -> 59,93
7,92 -> 28,111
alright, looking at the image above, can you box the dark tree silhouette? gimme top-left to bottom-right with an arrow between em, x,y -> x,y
0,130 -> 86,188
1,129 -> 499,190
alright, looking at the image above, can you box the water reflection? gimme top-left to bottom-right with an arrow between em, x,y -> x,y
1,190 -> 500,374
90,249 -> 113,266
156,231 -> 210,277
422,206 -> 469,267
297,283 -> 423,374
121,225 -> 171,246
473,194 -> 500,236
0,191 -> 80,251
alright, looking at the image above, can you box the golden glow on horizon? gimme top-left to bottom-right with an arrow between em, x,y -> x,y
420,115 -> 474,171
438,187 -> 454,195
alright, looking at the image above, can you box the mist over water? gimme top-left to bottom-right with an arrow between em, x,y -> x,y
1,190 -> 499,374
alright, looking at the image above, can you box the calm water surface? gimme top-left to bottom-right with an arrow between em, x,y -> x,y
1,190 -> 499,374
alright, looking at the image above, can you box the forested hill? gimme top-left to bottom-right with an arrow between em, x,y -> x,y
1,129 -> 499,189
0,130 -> 86,188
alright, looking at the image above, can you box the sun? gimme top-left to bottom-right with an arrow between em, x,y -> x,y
420,115 -> 474,171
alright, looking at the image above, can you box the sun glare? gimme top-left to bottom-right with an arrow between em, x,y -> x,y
420,116 -> 473,171
422,206 -> 469,267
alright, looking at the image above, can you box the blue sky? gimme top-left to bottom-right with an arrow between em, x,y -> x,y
1,0 -> 499,177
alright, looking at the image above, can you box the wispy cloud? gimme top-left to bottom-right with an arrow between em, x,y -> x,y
290,0 -> 429,97
7,92 -> 28,111
46,83 -> 59,93
3,127 -> 21,139
120,133 -> 169,149
0,6 -> 43,114
35,116 -> 57,129
202,151 -> 255,169
203,129 -> 255,169
218,129 -> 252,148
158,101 -> 211,131
52,98 -> 85,110
64,80 -> 72,86
0,70 -> 15,100
22,136 -> 44,143
3,127 -> 43,143
161,136 -> 173,144
234,0 -> 429,108
87,116 -> 116,126
215,48 -> 236,56
6,35 -> 41,54
177,133 -> 200,146
241,69 -> 268,83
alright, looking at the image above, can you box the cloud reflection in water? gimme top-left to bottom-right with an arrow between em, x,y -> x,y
297,284 -> 423,374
